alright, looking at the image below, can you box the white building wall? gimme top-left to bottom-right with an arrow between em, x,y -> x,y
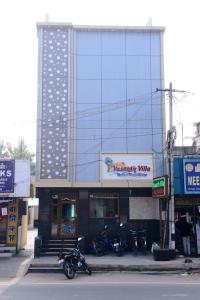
129,197 -> 159,220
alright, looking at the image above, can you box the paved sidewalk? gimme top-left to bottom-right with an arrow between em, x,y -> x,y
0,229 -> 37,282
31,253 -> 200,273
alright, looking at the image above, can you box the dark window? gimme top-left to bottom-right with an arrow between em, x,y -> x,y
89,193 -> 119,218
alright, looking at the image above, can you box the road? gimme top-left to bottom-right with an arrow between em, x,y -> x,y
1,272 -> 200,299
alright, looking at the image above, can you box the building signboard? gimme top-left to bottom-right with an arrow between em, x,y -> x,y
152,175 -> 169,198
183,159 -> 200,194
0,160 -> 30,197
0,160 -> 15,193
101,153 -> 153,180
7,199 -> 18,245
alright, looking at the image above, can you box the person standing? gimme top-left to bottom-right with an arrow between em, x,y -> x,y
175,215 -> 193,257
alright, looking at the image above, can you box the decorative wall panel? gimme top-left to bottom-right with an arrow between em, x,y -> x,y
40,28 -> 69,179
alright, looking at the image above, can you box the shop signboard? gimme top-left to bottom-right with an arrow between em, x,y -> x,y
0,160 -> 30,197
0,160 -> 15,193
7,199 -> 18,245
183,159 -> 200,194
152,175 -> 169,198
101,153 -> 153,180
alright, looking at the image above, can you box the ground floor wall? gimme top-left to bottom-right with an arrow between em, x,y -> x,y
175,195 -> 200,256
0,198 -> 27,253
36,187 -> 160,250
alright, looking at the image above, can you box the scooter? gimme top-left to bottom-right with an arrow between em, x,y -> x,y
91,225 -> 112,256
57,237 -> 92,279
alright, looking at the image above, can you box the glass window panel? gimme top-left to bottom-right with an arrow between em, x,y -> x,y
62,203 -> 75,222
89,193 -> 119,218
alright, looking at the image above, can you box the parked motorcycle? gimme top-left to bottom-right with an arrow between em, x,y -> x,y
91,225 -> 112,256
112,223 -> 128,256
57,237 -> 92,279
129,229 -> 138,255
129,229 -> 147,255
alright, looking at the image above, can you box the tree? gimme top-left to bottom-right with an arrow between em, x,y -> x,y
0,141 -> 10,158
0,137 -> 35,175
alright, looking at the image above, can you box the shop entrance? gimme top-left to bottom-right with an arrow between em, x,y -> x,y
175,197 -> 200,256
0,204 -> 8,245
51,193 -> 77,239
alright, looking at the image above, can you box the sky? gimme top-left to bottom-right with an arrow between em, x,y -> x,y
0,0 -> 199,153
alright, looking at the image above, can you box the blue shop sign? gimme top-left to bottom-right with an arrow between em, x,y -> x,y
183,159 -> 200,194
0,160 -> 15,193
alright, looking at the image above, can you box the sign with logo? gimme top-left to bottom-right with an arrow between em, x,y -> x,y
101,153 -> 153,180
183,159 -> 200,194
0,160 -> 15,193
152,175 -> 169,198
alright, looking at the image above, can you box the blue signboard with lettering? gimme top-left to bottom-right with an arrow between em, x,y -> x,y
183,159 -> 200,194
0,160 -> 15,193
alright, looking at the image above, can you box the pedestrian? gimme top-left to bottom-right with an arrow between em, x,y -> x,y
195,216 -> 200,255
175,215 -> 193,257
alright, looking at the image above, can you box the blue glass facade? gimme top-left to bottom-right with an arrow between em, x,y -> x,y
36,24 -> 165,184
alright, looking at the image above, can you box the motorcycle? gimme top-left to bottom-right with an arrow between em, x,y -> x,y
57,237 -> 92,279
91,225 -> 112,256
112,223 -> 128,256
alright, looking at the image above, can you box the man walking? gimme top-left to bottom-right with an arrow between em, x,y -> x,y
176,215 -> 193,257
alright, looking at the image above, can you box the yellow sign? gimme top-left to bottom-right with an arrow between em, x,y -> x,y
7,199 -> 18,245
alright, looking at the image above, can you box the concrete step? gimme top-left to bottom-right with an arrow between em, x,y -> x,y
39,252 -> 61,256
41,248 -> 73,252
43,243 -> 75,246
41,245 -> 75,249
40,238 -> 77,256
28,266 -> 62,273
44,239 -> 77,244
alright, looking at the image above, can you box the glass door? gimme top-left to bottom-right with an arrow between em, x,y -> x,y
60,202 -> 76,238
51,193 -> 77,239
51,205 -> 58,239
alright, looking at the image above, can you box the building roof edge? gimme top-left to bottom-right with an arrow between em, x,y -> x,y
36,22 -> 165,32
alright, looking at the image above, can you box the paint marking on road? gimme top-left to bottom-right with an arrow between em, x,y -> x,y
17,281 -> 200,286
161,294 -> 187,297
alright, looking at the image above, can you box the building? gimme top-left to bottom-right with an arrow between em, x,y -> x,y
192,122 -> 200,150
0,160 -> 30,256
173,146 -> 200,255
36,23 -> 166,249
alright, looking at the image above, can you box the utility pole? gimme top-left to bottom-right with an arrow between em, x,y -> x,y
156,83 -> 185,249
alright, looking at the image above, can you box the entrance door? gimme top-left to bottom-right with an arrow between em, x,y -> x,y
51,193 -> 77,239
0,205 -> 8,245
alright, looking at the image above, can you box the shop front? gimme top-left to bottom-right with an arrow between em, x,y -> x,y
37,153 -> 159,250
174,157 -> 200,256
37,185 -> 160,253
0,198 -> 19,253
37,188 -> 127,240
51,192 -> 78,239
0,201 -> 9,245
0,159 -> 30,255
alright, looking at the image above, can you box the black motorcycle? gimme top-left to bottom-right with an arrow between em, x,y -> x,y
57,237 -> 92,279
91,225 -> 112,256
113,223 -> 128,256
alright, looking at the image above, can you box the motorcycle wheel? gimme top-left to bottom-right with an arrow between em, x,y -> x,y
63,263 -> 75,279
83,263 -> 92,275
131,241 -> 138,255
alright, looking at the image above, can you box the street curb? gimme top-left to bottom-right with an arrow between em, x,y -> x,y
28,263 -> 200,273
90,263 -> 200,272
16,254 -> 34,279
